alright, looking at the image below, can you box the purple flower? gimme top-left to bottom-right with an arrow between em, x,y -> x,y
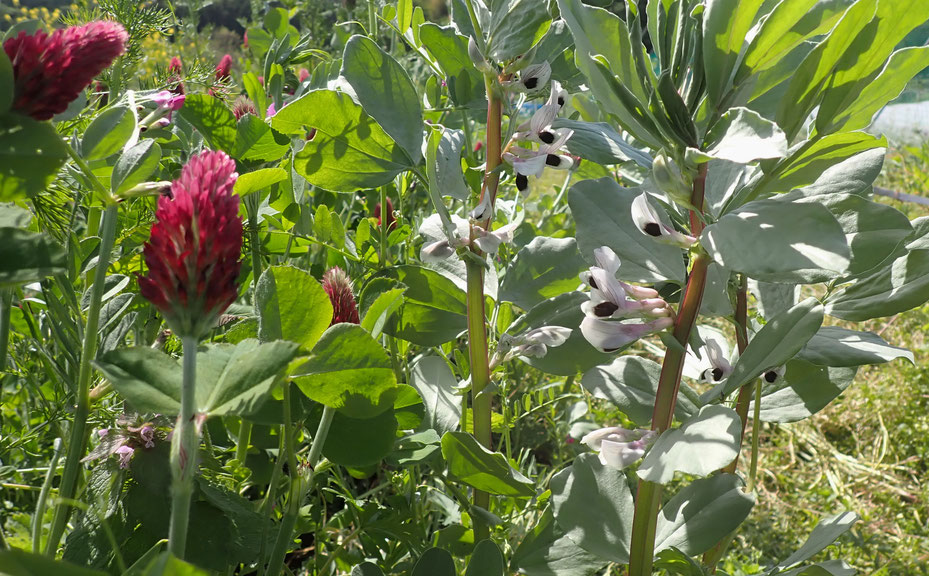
140,425 -> 155,449
115,445 -> 134,469
153,90 -> 185,112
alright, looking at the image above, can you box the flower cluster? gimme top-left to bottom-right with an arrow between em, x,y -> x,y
322,267 -> 360,325
3,20 -> 128,120
503,73 -> 574,194
578,246 -> 673,353
495,325 -> 572,365
83,417 -> 165,470
139,151 -> 243,338
580,427 -> 657,470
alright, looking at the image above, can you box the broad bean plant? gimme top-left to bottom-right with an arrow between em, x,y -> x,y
1,0 -> 928,574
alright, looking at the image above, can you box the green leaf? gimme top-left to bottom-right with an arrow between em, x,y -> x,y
827,45 -> 929,133
396,0 -> 412,32
409,355 -> 461,435
0,49 -> 12,114
570,178 -> 685,284
549,453 -> 635,563
703,107 -> 788,163
738,0 -> 853,78
0,548 -> 108,576
411,548 -> 456,576
465,540 -> 505,576
750,132 -> 887,199
0,113 -> 69,200
94,339 -> 300,417
429,126 -> 469,201
511,508 -> 608,576
112,140 -> 161,195
351,562 -> 385,576
0,227 -> 67,286
653,548 -> 708,576
748,279 -> 799,320
778,560 -> 856,576
789,191 -> 912,277
556,0 -> 663,148
418,24 -> 485,105
798,326 -> 913,367
637,405 -> 742,484
293,323 -> 397,418
581,355 -> 699,426
703,297 -> 824,402
486,0 -> 551,61
376,265 -> 468,346
775,511 -> 858,571
702,199 -> 850,283
753,359 -> 857,423
500,237 -> 587,310
551,119 -> 653,168
441,431 -> 535,497
702,0 -> 765,107
256,265 -> 333,350
506,292 -> 612,376
137,552 -> 212,576
655,474 -> 755,555
82,106 -> 135,161
359,283 -> 406,339
234,167 -> 288,197
825,249 -> 929,321
272,90 -> 411,191
341,35 -> 423,162
177,95 -> 237,154
323,406 -> 398,467
815,0 -> 929,134
233,114 -> 289,162
776,0 -> 877,140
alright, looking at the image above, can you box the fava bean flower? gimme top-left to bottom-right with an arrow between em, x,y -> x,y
3,20 -> 128,121
580,427 -> 657,470
631,192 -> 696,248
322,267 -> 360,325
139,151 -> 243,338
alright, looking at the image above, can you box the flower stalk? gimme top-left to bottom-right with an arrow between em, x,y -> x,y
0,288 -> 12,373
167,335 -> 199,557
628,163 -> 710,576
46,201 -> 119,556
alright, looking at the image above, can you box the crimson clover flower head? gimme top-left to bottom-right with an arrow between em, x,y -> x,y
3,20 -> 128,121
322,267 -> 360,326
215,54 -> 233,80
374,197 -> 395,231
168,56 -> 182,74
139,150 -> 243,338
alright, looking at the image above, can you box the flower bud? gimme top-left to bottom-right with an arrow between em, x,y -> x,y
652,153 -> 692,206
468,36 -> 494,74
374,197 -> 396,231
322,267 -> 360,325
215,54 -> 233,81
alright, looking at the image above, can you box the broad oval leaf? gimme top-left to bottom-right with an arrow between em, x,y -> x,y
465,540 -> 505,576
752,359 -> 857,423
409,355 -> 461,435
654,474 -> 755,555
111,139 -> 161,195
581,355 -> 699,427
411,548 -> 456,576
375,265 -> 468,346
341,35 -> 423,162
272,90 -> 412,191
0,114 -> 69,200
637,405 -> 742,484
178,94 -> 238,154
293,323 -> 397,418
797,326 -> 913,367
256,265 -> 333,351
234,167 -> 288,197
0,227 -> 67,286
703,108 -> 788,164
825,249 -> 929,321
441,431 -> 535,497
552,119 -> 653,168
485,0 -> 551,61
702,198 -> 850,284
703,297 -> 824,402
570,178 -> 685,284
82,106 -> 135,161
550,453 -> 635,563
501,236 -> 587,310
323,406 -> 398,467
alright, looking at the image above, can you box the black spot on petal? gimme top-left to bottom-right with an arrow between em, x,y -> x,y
712,367 -> 724,382
524,77 -> 539,90
557,96 -> 565,107
539,131 -> 555,144
546,154 -> 561,167
644,222 -> 662,237
516,173 -> 528,192
588,276 -> 598,289
764,370 -> 779,383
593,301 -> 619,317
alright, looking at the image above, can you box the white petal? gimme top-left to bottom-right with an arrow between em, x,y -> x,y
598,438 -> 646,470
548,80 -> 568,108
542,129 -> 574,153
530,103 -> 560,135
580,426 -> 630,450
519,61 -> 551,91
510,154 -> 547,178
593,246 -> 621,276
631,192 -> 663,233
580,317 -> 674,353
421,239 -> 456,263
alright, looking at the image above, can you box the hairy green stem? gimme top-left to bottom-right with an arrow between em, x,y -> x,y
264,403 -> 334,576
236,195 -> 265,465
628,165 -> 709,576
0,288 -> 12,373
379,186 -> 389,266
167,335 -> 200,558
46,202 -> 119,556
33,438 -> 63,553
748,381 -> 762,493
